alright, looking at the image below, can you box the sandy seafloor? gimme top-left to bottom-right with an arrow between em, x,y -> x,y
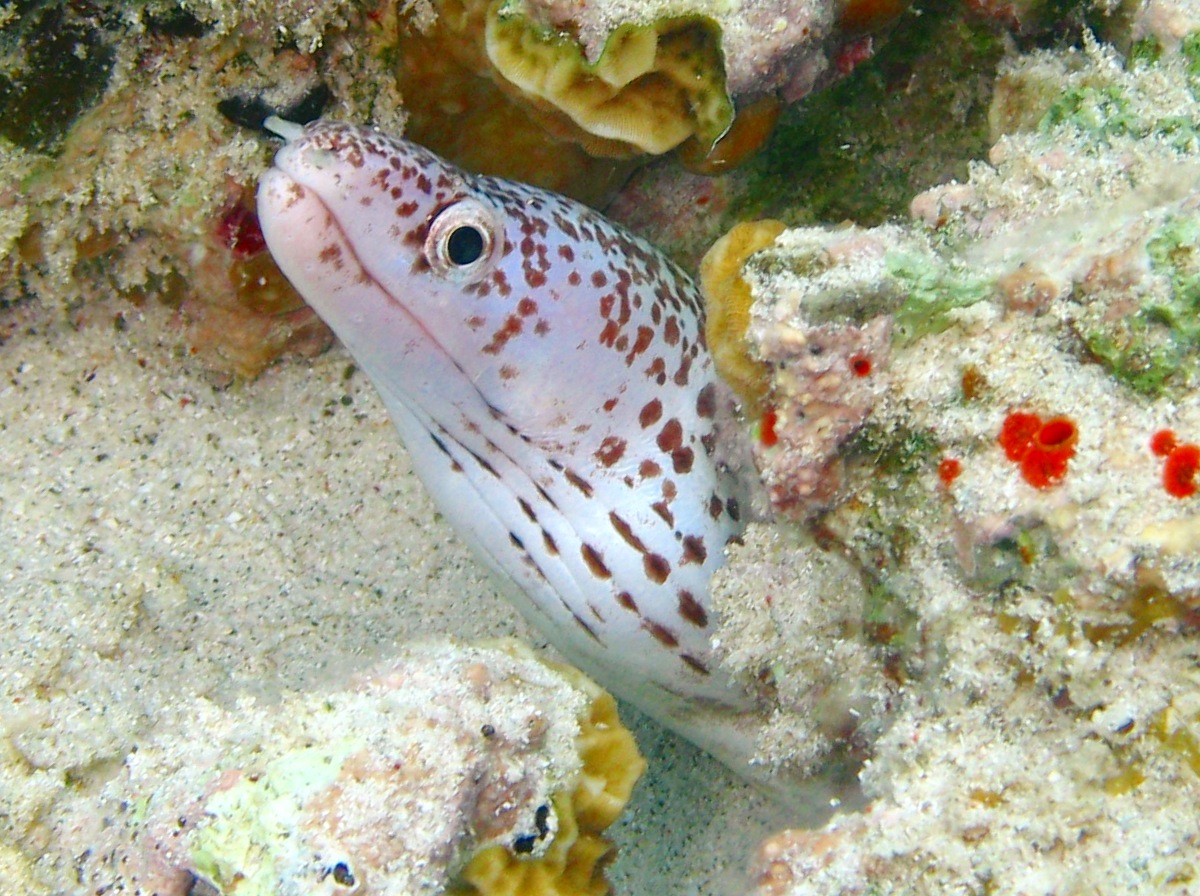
0,298 -> 811,894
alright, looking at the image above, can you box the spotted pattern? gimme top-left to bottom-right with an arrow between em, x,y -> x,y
258,120 -> 749,712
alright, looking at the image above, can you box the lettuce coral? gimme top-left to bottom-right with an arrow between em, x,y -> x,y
394,0 -> 735,160
485,8 -> 732,157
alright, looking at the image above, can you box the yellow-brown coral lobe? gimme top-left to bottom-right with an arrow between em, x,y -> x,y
698,219 -> 787,414
454,682 -> 645,896
393,0 -> 734,165
393,0 -> 639,204
485,11 -> 733,158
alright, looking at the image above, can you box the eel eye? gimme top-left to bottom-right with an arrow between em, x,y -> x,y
446,225 -> 484,265
424,197 -> 501,282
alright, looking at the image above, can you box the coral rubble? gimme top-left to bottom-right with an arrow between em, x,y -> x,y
52,639 -> 642,896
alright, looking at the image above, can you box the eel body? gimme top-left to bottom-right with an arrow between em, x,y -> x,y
257,120 -> 755,747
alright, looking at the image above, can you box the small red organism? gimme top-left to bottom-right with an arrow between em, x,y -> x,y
216,201 -> 267,259
998,411 -> 1077,489
999,411 -> 1043,462
760,407 -> 779,447
1162,443 -> 1199,498
833,36 -> 876,75
938,457 -> 962,486
1022,417 -> 1077,489
1150,429 -> 1178,457
849,353 -> 873,377
1034,417 -> 1078,453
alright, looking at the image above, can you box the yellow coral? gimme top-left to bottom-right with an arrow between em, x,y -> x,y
699,220 -> 788,413
395,0 -> 756,186
452,679 -> 645,896
485,11 -> 733,157
393,0 -> 638,204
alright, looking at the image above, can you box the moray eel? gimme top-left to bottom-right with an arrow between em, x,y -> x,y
258,120 -> 759,765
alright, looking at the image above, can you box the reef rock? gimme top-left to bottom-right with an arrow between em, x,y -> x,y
701,28 -> 1200,896
52,639 -> 643,896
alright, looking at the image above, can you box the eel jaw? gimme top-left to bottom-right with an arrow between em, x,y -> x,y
263,115 -> 306,142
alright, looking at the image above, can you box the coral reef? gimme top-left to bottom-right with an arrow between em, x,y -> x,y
386,0 -> 917,191
699,22 -> 1200,896
9,0 -> 1200,890
743,560 -> 1200,893
485,10 -> 732,156
52,639 -> 642,896
0,1 -> 398,376
721,34 -> 1200,587
0,0 -> 918,378
710,526 -> 893,787
503,0 -> 841,104
607,0 -> 1014,269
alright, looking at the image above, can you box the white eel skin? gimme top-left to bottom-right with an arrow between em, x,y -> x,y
258,120 -> 772,776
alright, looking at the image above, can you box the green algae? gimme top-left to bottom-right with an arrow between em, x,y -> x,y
1040,79 -> 1200,149
842,424 -> 940,556
1082,320 -> 1191,397
849,424 -> 941,478
1040,83 -> 1138,141
862,581 -> 921,652
727,0 -> 1007,228
1033,36 -> 1200,151
190,740 -> 359,896
968,522 -> 1078,596
888,251 -> 993,347
1128,36 -> 1163,67
1182,31 -> 1200,77
1079,213 -> 1200,398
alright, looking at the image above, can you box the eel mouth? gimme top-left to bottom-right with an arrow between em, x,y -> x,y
255,131 -> 489,432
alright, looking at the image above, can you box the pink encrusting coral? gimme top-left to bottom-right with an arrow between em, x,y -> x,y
735,225 -> 898,516
752,313 -> 891,515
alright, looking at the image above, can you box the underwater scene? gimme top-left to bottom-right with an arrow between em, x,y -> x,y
3,0 -> 1200,892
